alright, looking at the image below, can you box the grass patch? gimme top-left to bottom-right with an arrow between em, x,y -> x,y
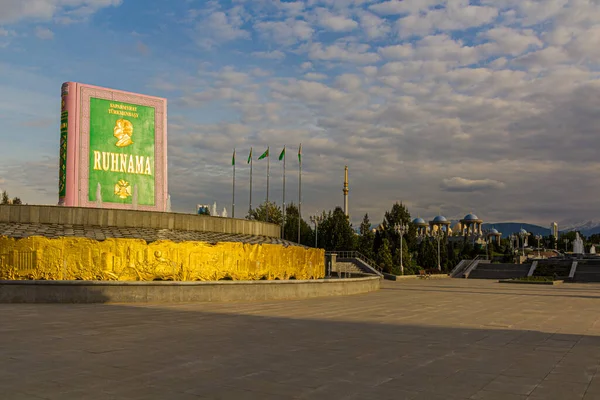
499,276 -> 563,285
514,276 -> 555,282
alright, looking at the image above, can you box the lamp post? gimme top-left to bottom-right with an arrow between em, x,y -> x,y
563,238 -> 569,253
535,234 -> 542,257
310,214 -> 324,248
433,228 -> 443,271
519,231 -> 528,259
394,222 -> 408,275
483,229 -> 489,260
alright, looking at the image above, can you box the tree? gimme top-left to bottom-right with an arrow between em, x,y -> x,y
283,203 -> 313,247
358,213 -> 375,259
373,230 -> 383,256
1,191 -> 9,205
378,238 -> 393,273
197,206 -> 210,216
417,238 -> 440,269
247,201 -> 283,225
318,207 -> 355,251
384,202 -> 411,228
559,231 -> 580,251
11,197 -> 22,205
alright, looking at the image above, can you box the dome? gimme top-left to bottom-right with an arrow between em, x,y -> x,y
463,213 -> 479,221
432,215 -> 447,223
490,228 -> 499,234
412,217 -> 426,225
519,228 -> 528,235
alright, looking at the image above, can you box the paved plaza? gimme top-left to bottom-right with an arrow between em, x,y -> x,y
3,279 -> 600,399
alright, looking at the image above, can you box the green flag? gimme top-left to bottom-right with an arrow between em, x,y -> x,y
298,144 -> 302,163
258,147 -> 269,160
279,147 -> 285,161
232,149 -> 236,166
247,148 -> 252,164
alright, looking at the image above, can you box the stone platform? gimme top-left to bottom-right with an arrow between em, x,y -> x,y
0,205 -> 324,282
0,276 -> 381,303
2,279 -> 600,399
0,205 -> 282,238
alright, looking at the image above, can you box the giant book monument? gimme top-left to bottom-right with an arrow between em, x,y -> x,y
59,82 -> 168,211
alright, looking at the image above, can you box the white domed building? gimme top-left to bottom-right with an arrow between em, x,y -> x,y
412,217 -> 428,237
429,215 -> 451,234
459,214 -> 484,236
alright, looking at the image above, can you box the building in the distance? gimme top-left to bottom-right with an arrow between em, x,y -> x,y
551,222 -> 559,238
411,213 -> 500,246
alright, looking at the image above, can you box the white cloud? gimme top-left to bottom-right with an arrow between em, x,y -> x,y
397,1 -> 498,38
0,0 -> 122,24
440,177 -> 506,192
378,43 -> 413,60
270,79 -> 348,105
252,50 -> 286,60
314,8 -> 358,32
300,61 -> 313,70
255,18 -> 313,45
308,42 -> 380,64
370,0 -> 442,16
357,11 -> 390,39
334,73 -> 362,91
194,8 -> 249,48
481,27 -> 542,56
35,27 -> 53,40
304,72 -> 328,81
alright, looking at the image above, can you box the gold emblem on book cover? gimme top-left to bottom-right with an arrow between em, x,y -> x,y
114,179 -> 132,199
113,118 -> 134,147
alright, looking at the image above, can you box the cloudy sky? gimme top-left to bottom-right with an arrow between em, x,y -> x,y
0,0 -> 599,227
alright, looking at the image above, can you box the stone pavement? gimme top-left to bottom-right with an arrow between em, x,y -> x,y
3,279 -> 600,399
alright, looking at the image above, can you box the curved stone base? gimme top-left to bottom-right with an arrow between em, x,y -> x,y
0,277 -> 380,303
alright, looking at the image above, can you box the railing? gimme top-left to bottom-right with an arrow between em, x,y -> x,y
462,255 -> 484,279
326,251 -> 382,276
449,259 -> 468,278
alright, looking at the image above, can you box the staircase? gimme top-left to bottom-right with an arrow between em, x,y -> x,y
573,259 -> 600,282
467,263 -> 530,280
332,262 -> 366,276
326,251 -> 382,277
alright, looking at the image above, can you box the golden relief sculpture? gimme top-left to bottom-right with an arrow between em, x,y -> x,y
113,118 -> 133,147
114,179 -> 132,199
0,236 -> 325,282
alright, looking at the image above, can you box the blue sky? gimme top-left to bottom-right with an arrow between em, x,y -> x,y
1,0 -> 600,227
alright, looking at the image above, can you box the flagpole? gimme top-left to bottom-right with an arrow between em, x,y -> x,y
282,146 -> 286,238
232,149 -> 235,219
298,144 -> 302,244
266,147 -> 270,222
249,149 -> 253,215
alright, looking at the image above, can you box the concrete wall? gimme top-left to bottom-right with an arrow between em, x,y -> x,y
0,205 -> 281,238
0,277 -> 381,303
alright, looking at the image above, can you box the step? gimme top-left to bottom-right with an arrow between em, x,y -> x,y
468,269 -> 529,280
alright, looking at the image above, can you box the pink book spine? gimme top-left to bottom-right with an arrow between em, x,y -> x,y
59,82 -> 78,206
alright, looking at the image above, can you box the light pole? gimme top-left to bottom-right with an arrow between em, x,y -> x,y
563,238 -> 569,253
433,228 -> 442,271
394,222 -> 408,275
535,234 -> 542,257
483,229 -> 489,260
519,231 -> 528,259
310,214 -> 324,248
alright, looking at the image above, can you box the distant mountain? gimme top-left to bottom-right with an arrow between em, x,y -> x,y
560,220 -> 600,236
482,223 -> 550,238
